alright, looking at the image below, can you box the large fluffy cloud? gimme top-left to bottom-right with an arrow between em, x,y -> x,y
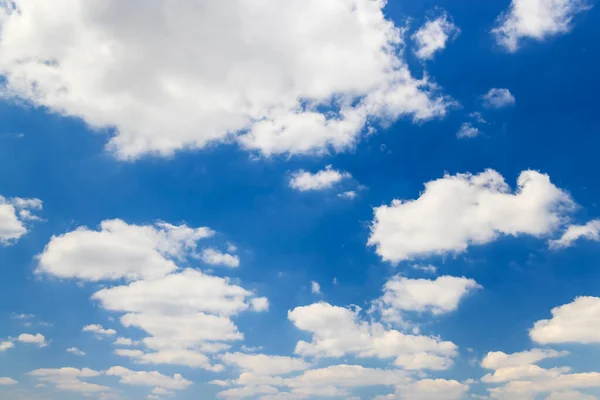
0,195 -> 42,245
368,170 -> 573,263
0,0 -> 450,159
288,302 -> 457,370
530,296 -> 600,344
37,219 -> 214,281
493,0 -> 591,52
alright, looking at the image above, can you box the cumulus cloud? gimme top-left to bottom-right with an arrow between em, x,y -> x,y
482,88 -> 516,109
368,169 -> 573,263
221,353 -> 310,376
114,337 -> 141,347
83,324 -> 117,337
412,13 -> 460,60
17,333 -> 47,347
201,248 -> 240,268
0,377 -> 17,385
456,122 -> 480,139
530,296 -> 600,344
0,341 -> 14,351
289,166 -> 351,192
0,0 -> 451,159
288,302 -> 457,370
377,379 -> 470,400
66,347 -> 86,356
549,219 -> 600,249
375,276 -> 481,323
36,219 -> 214,281
105,366 -> 191,390
0,195 -> 42,245
28,368 -> 108,393
493,0 -> 591,52
482,347 -> 600,400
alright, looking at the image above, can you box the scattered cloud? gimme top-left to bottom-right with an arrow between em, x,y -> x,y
105,366 -> 192,390
0,195 -> 42,245
549,219 -> 600,249
83,324 -> 117,337
0,341 -> 14,351
310,281 -> 321,295
413,12 -> 460,60
66,347 -> 86,356
456,122 -> 481,139
482,88 -> 516,109
28,368 -> 108,393
17,333 -> 48,347
0,377 -> 17,385
114,337 -> 141,347
368,170 -> 573,263
493,0 -> 591,52
338,191 -> 358,199
289,166 -> 351,192
412,264 -> 438,274
201,248 -> 240,268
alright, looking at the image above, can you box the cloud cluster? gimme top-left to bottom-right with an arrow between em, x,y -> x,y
0,0 -> 450,159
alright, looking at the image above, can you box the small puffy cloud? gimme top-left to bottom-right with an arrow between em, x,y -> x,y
105,366 -> 192,390
0,195 -> 42,245
338,191 -> 358,199
368,170 -> 573,263
546,392 -> 597,400
37,219 -> 214,281
549,219 -> 600,249
412,264 -> 437,274
493,0 -> 591,52
375,276 -> 481,320
482,89 -> 516,109
380,379 -> 470,400
530,296 -> 600,344
66,347 -> 86,356
201,248 -> 240,268
0,0 -> 451,159
311,281 -> 321,295
28,368 -> 108,393
83,324 -> 117,337
152,387 -> 175,396
0,377 -> 17,385
456,122 -> 480,139
17,333 -> 48,347
289,166 -> 351,192
288,302 -> 457,370
250,297 -> 270,312
412,13 -> 460,60
0,341 -> 14,351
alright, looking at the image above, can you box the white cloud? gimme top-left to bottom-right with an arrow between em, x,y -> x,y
66,347 -> 86,356
92,268 -> 267,369
456,123 -> 480,139
310,281 -> 321,295
338,191 -> 358,199
288,302 -> 457,370
201,248 -> 240,268
0,0 -> 451,159
546,392 -> 597,400
493,0 -> 591,52
28,368 -> 109,393
114,337 -> 141,347
549,219 -> 600,249
368,170 -> 573,263
375,276 -> 481,322
37,219 -> 213,281
378,379 -> 470,400
83,324 -> 117,337
412,13 -> 460,60
0,341 -> 14,351
482,89 -> 516,109
0,195 -> 42,245
17,333 -> 47,347
412,264 -> 437,274
289,166 -> 351,192
105,366 -> 191,390
0,377 -> 17,385
530,296 -> 600,344
481,349 -> 568,370
221,353 -> 310,376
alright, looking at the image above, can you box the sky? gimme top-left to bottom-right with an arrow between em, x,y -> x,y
0,0 -> 600,399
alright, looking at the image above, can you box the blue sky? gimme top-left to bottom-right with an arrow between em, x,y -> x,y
1,0 -> 600,399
